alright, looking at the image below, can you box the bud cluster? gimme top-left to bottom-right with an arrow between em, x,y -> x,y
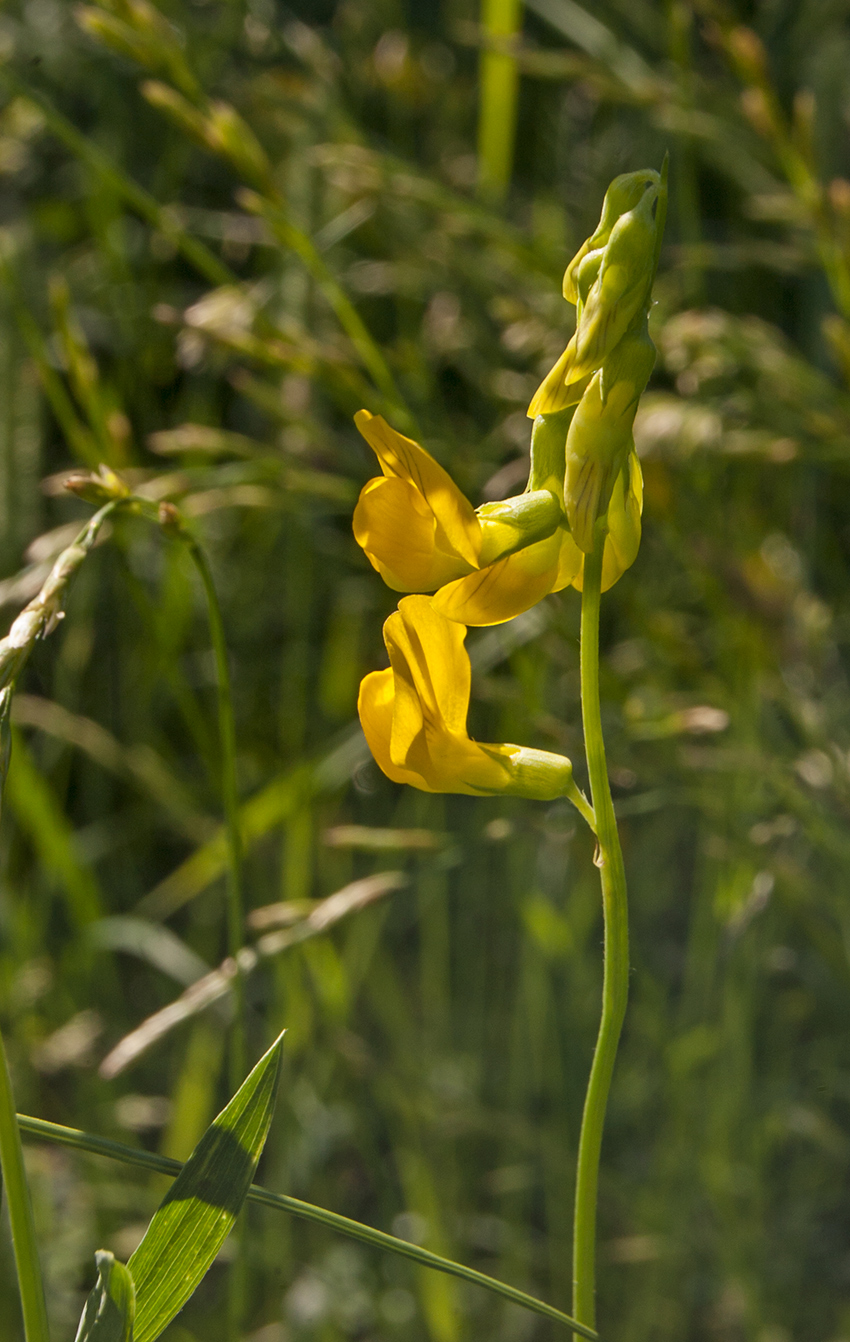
530,164 -> 667,574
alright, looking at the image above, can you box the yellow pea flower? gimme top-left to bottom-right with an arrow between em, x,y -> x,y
353,411 -> 575,625
352,410 -> 481,592
358,595 -> 582,801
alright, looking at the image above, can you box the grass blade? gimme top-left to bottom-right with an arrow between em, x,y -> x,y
17,1113 -> 597,1340
74,1251 -> 135,1342
127,1031 -> 285,1342
0,1033 -> 50,1342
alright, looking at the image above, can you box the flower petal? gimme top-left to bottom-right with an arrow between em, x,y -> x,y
432,531 -> 563,626
357,669 -> 429,789
354,411 -> 481,567
385,595 -> 471,740
601,450 -> 642,591
353,477 -> 474,592
551,530 -> 584,592
422,732 -> 513,795
527,343 -> 589,417
567,449 -> 644,593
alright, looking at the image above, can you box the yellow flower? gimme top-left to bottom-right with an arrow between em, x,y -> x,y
358,595 -> 576,799
352,410 -> 481,592
353,411 -> 574,626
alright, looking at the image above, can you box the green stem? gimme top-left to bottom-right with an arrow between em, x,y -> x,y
0,1034 -> 50,1342
573,538 -> 630,1335
565,777 -> 597,834
185,542 -> 246,1095
477,0 -> 523,201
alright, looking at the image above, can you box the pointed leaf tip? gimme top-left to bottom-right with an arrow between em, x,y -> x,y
74,1250 -> 135,1342
128,1031 -> 285,1342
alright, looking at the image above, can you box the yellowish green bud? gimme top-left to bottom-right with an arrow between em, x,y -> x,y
567,183 -> 660,385
528,160 -> 666,418
564,314 -> 655,553
63,464 -> 131,505
563,168 -> 661,304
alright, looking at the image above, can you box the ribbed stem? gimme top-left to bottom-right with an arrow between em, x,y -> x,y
572,539 -> 630,1335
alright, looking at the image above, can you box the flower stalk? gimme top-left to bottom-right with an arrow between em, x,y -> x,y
572,536 -> 630,1334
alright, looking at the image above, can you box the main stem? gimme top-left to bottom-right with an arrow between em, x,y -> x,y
0,1029 -> 50,1342
573,538 -> 630,1335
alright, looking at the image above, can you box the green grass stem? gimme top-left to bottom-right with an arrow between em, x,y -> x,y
184,539 -> 247,1342
477,0 -> 523,200
0,1039 -> 50,1342
184,542 -> 246,1095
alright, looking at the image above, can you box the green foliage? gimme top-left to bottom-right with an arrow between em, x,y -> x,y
72,1032 -> 283,1342
75,1252 -> 135,1342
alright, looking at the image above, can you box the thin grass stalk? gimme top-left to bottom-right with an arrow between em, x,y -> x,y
477,0 -> 523,200
184,541 -> 246,1094
0,1036 -> 50,1342
572,538 -> 630,1335
183,539 -> 247,1342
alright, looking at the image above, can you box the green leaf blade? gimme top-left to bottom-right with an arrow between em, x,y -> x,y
75,1250 -> 135,1342
128,1031 -> 285,1342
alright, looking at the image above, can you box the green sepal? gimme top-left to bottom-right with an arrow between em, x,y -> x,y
74,1251 -> 135,1342
476,490 -> 563,565
490,745 -> 575,802
527,409 -> 574,493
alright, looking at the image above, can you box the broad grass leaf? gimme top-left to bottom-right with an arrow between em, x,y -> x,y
128,1031 -> 285,1342
75,1250 -> 135,1342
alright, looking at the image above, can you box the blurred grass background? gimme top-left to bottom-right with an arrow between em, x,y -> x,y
1,1 -> 850,1339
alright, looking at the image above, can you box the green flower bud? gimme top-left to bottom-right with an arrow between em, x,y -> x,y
63,464 -> 131,505
563,169 -> 661,304
567,185 -> 660,386
477,490 -> 563,566
564,314 -> 656,553
529,160 -> 667,419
